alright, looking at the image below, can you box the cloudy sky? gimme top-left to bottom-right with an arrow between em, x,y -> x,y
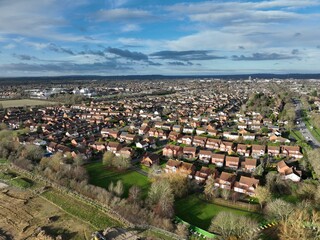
0,0 -> 319,76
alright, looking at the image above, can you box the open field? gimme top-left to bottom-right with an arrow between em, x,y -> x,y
42,190 -> 121,229
175,195 -> 263,230
0,99 -> 57,108
86,162 -> 151,198
0,187 -> 94,239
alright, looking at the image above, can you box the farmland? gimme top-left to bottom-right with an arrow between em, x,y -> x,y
0,187 -> 94,239
0,99 -> 57,108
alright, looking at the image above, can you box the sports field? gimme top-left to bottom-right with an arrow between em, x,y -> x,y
0,99 -> 57,108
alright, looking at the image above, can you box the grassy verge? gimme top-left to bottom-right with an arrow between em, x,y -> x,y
42,190 -> 120,230
0,158 -> 7,164
175,195 -> 263,230
86,162 -> 150,198
10,177 -> 33,188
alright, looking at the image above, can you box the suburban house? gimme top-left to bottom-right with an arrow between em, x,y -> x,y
251,144 -> 266,158
179,162 -> 196,178
267,145 -> 280,156
193,136 -> 207,147
168,131 -> 182,141
236,144 -> 250,156
179,135 -> 193,145
281,145 -> 303,159
220,141 -> 234,152
194,167 -> 212,183
163,145 -> 183,158
164,159 -> 182,173
206,138 -> 221,150
117,147 -> 134,158
211,153 -> 225,167
198,150 -> 214,164
141,153 -> 160,167
225,156 -> 240,169
182,146 -> 197,159
234,176 -> 259,196
214,171 -> 236,190
242,158 -> 257,172
107,142 -> 122,154
277,160 -> 301,182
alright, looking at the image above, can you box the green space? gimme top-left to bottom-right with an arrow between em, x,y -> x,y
0,158 -> 7,164
0,171 -> 16,180
10,177 -> 33,188
85,162 -> 151,198
290,130 -> 305,142
42,190 -> 121,229
0,99 -> 57,108
175,195 -> 263,230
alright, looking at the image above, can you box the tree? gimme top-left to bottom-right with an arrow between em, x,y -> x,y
147,179 -> 175,218
221,189 -> 231,200
128,185 -> 142,204
175,223 -> 189,239
204,176 -> 217,200
265,199 -> 294,221
306,149 -> 320,178
209,212 -> 259,240
0,123 -> 7,130
108,181 -> 114,193
113,180 -> 124,197
255,186 -> 272,209
103,151 -> 115,166
277,207 -> 320,240
253,163 -> 264,177
113,155 -> 131,170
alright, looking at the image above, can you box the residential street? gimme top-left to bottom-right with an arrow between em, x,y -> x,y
295,100 -> 320,148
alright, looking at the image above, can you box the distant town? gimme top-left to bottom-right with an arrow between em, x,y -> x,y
0,76 -> 319,240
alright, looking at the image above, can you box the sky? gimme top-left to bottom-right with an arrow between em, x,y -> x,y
0,0 -> 319,76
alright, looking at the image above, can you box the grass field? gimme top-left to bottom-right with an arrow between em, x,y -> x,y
42,190 -> 121,229
175,195 -> 263,230
86,162 -> 151,198
10,177 -> 33,188
0,99 -> 57,108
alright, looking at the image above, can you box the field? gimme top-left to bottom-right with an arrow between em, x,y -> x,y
42,190 -> 121,229
175,195 -> 263,230
86,162 -> 151,198
0,187 -> 94,239
0,99 -> 57,108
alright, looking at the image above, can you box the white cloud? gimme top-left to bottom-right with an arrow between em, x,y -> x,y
95,8 -> 152,22
3,43 -> 16,49
121,24 -> 141,32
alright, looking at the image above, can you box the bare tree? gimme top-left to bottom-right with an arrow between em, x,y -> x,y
147,179 -> 175,218
221,189 -> 231,200
114,180 -> 124,197
255,186 -> 272,209
209,212 -> 259,240
128,185 -> 142,204
265,199 -> 294,221
175,223 -> 189,239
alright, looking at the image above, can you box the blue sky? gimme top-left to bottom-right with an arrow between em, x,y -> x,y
0,0 -> 319,76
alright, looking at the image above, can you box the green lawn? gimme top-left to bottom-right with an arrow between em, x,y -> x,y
10,177 -> 33,188
0,158 -> 7,164
175,195 -> 263,230
42,190 -> 121,229
86,162 -> 151,198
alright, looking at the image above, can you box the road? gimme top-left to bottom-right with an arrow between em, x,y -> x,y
295,100 -> 320,148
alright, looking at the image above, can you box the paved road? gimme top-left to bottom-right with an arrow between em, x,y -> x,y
295,100 -> 320,148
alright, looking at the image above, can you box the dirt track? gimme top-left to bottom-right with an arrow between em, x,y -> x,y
0,187 -> 93,240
